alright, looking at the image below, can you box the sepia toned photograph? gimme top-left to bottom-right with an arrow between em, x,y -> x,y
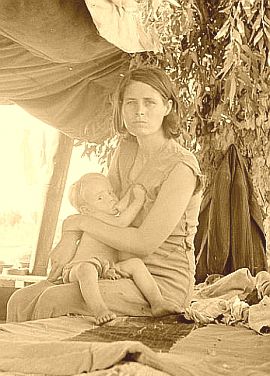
0,0 -> 269,374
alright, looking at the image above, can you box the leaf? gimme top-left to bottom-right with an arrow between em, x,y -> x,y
240,0 -> 252,19
232,29 -> 242,45
264,14 -> 270,27
241,44 -> 257,61
253,14 -> 262,31
237,18 -> 246,35
166,0 -> 180,7
214,20 -> 230,40
249,15 -> 262,41
190,51 -> 199,65
264,24 -> 270,42
238,70 -> 252,86
219,56 -> 234,78
229,74 -> 237,108
253,29 -> 264,45
240,52 -> 251,64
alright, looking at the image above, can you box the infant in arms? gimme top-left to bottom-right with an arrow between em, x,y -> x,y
59,173 -> 181,324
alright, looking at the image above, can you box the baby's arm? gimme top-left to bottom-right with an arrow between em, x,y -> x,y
114,187 -> 132,213
92,185 -> 146,228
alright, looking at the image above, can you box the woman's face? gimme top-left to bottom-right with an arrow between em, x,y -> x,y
121,80 -> 172,138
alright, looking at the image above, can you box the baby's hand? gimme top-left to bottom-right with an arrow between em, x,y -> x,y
132,184 -> 146,202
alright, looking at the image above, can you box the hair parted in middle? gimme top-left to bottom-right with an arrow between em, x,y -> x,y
112,66 -> 181,139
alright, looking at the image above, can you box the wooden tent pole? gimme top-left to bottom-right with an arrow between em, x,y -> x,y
31,133 -> 73,276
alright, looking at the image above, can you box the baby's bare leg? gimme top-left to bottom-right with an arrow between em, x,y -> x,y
69,262 -> 116,325
117,258 -> 182,317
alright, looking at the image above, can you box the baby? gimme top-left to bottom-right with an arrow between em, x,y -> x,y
60,173 -> 181,324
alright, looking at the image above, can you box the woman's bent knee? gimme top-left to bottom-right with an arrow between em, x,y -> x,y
6,280 -> 55,322
33,289 -> 57,319
6,290 -> 23,322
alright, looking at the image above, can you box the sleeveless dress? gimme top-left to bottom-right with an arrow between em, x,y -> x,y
7,137 -> 202,322
108,137 -> 202,307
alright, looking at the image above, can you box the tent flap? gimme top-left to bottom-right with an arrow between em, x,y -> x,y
0,0 -> 130,143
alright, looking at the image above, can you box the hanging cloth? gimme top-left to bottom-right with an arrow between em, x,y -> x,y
194,144 -> 267,282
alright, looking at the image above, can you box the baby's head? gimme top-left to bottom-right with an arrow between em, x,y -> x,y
69,173 -> 119,215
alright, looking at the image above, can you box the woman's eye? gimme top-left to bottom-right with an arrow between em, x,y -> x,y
98,197 -> 102,201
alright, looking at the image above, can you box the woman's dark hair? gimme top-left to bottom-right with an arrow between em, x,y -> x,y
112,67 -> 181,139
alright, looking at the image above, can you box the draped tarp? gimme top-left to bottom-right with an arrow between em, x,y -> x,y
0,0 -> 130,143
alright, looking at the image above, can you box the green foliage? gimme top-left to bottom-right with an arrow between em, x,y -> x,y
77,0 -> 270,247
74,136 -> 119,174
131,0 -> 270,236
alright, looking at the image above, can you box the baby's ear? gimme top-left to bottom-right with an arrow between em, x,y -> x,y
80,205 -> 91,214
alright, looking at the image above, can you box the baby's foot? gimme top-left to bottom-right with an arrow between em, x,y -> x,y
95,310 -> 116,325
151,299 -> 182,317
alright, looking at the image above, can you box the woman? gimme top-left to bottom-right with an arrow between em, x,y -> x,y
7,67 -> 202,322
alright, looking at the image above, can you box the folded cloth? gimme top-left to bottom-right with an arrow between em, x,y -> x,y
185,297 -> 228,325
193,268 -> 255,300
255,271 -> 270,299
248,296 -> 270,334
185,295 -> 249,326
187,269 -> 270,334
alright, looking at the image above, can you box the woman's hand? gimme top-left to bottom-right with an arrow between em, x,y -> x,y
132,184 -> 146,203
47,229 -> 82,282
47,241 -> 70,283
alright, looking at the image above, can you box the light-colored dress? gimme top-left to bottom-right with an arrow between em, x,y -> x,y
7,137 -> 202,322
108,137 -> 203,308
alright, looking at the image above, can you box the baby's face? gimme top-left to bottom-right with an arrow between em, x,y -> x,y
82,177 -> 119,215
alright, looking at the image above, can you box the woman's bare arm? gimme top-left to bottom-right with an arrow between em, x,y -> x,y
63,163 -> 197,257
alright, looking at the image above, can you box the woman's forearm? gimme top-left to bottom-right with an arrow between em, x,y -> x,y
63,215 -> 156,257
63,163 -> 197,258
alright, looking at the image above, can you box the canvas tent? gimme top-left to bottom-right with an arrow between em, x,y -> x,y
0,0 -> 130,143
0,0 -> 131,274
1,0 -> 268,278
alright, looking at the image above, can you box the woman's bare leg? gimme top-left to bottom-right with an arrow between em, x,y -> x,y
69,263 -> 116,325
117,258 -> 182,317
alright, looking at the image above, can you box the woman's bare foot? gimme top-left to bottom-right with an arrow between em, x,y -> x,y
95,310 -> 116,325
151,299 -> 182,317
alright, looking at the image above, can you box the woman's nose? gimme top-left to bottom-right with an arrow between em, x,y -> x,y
135,102 -> 145,115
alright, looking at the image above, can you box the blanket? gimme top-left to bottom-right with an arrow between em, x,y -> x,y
1,268 -> 270,375
0,321 -> 269,376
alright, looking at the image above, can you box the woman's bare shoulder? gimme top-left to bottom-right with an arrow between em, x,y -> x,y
163,140 -> 203,193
